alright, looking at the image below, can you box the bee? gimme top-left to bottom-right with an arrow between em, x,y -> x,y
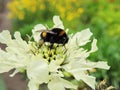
39,28 -> 69,48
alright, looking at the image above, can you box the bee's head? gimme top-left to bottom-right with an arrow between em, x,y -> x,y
41,31 -> 47,39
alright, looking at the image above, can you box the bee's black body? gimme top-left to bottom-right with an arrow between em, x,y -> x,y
40,28 -> 69,45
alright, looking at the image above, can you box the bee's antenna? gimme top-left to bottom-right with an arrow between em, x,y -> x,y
26,34 -> 33,41
35,29 -> 46,32
45,24 -> 49,30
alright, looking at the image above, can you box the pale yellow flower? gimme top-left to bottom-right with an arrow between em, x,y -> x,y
0,16 -> 110,90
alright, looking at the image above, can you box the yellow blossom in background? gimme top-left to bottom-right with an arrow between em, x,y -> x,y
49,0 -> 84,21
18,11 -> 24,20
39,4 -> 45,10
7,0 -> 45,20
77,8 -> 84,14
7,0 -> 84,21
20,0 -> 37,12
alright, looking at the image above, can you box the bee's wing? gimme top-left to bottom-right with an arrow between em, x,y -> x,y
35,29 -> 47,32
48,31 -> 57,34
36,30 -> 57,34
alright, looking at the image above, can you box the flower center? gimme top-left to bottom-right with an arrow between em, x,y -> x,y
30,42 -> 66,63
41,44 -> 66,62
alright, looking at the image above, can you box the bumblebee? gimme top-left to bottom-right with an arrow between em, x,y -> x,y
39,28 -> 69,47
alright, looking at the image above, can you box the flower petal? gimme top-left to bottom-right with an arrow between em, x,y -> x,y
0,31 -> 29,74
64,64 -> 96,89
63,59 -> 110,89
67,28 -> 93,56
86,61 -> 110,70
0,30 -> 12,45
83,39 -> 98,58
14,31 -> 29,50
32,24 -> 46,42
63,59 -> 110,73
49,60 -> 61,72
27,55 -> 49,84
77,28 -> 93,46
70,70 -> 96,89
28,79 -> 39,90
0,49 -> 18,73
89,38 -> 98,53
68,28 -> 93,47
0,63 -> 13,73
78,74 -> 96,89
53,15 -> 64,29
48,76 -> 77,90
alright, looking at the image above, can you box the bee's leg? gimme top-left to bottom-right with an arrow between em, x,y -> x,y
63,45 -> 68,54
26,34 -> 33,41
38,39 -> 44,48
63,37 -> 68,49
48,43 -> 54,49
63,40 -> 68,54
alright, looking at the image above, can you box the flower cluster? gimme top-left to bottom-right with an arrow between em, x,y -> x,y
49,0 -> 84,21
7,0 -> 84,21
7,0 -> 39,20
0,16 -> 110,90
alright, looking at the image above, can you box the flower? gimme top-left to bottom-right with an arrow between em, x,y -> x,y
0,16 -> 110,90
7,0 -> 84,21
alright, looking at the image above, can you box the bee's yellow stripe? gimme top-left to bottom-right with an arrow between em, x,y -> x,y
59,31 -> 65,36
42,32 -> 47,37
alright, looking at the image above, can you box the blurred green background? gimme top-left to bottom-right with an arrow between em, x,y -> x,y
0,77 -> 6,90
0,0 -> 120,90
